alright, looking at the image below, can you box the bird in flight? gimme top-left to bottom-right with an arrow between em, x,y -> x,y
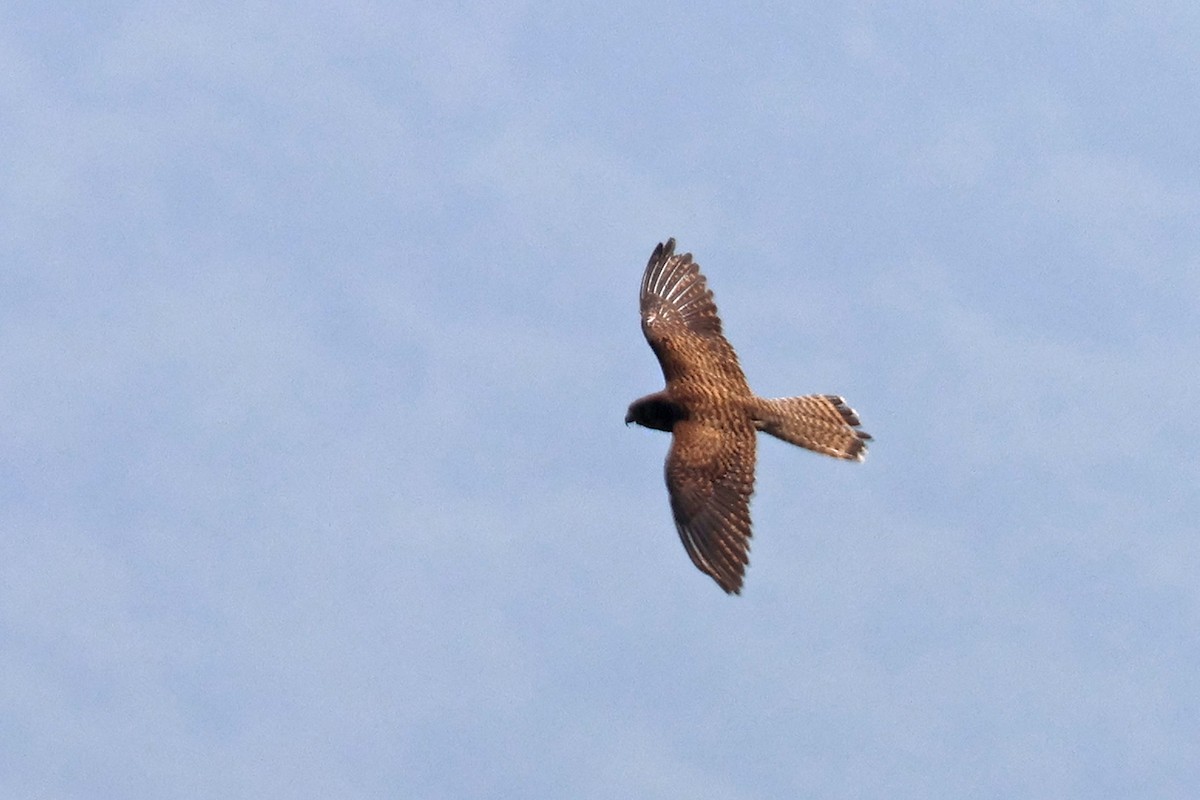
626,238 -> 871,594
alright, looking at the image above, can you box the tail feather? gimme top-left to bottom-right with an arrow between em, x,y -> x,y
750,394 -> 871,461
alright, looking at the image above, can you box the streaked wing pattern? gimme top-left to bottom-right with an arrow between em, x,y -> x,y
628,237 -> 871,595
666,420 -> 756,594
639,239 -> 747,390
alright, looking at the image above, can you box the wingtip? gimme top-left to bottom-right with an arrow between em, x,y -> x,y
645,238 -> 680,286
712,560 -> 746,595
650,237 -> 676,265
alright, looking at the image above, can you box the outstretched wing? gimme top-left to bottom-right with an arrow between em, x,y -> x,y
640,239 -> 748,391
665,419 -> 757,594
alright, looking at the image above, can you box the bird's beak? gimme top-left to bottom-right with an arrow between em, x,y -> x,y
624,411 -> 634,426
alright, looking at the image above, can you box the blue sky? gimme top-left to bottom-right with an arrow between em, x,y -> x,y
4,2 -> 1200,797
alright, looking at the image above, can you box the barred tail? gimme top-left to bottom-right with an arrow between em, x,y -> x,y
750,394 -> 871,461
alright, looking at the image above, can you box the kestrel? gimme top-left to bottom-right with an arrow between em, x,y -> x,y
626,238 -> 871,594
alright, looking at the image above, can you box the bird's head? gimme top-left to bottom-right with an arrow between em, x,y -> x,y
625,392 -> 685,432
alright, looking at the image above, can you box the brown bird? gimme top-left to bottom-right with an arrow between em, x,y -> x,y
626,238 -> 871,594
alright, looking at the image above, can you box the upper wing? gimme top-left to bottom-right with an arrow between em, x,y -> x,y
665,419 -> 757,594
640,239 -> 748,390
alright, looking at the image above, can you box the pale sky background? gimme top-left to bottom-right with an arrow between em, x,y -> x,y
4,3 -> 1200,798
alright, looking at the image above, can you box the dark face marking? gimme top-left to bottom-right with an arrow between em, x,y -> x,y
626,392 -> 687,432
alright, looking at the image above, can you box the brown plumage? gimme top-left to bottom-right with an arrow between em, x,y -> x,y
626,238 -> 871,594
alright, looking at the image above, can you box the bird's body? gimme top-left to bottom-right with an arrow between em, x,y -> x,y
627,238 -> 871,594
